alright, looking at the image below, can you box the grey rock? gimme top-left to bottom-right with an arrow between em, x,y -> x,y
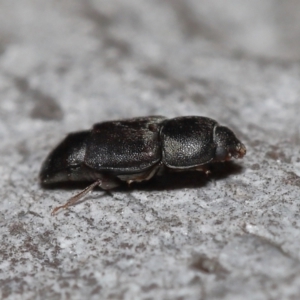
1,0 -> 300,299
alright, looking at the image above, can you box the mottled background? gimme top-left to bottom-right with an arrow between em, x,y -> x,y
1,1 -> 300,299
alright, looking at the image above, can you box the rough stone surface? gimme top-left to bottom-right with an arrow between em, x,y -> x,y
1,1 -> 300,299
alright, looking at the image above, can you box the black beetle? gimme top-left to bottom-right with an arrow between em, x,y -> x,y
40,116 -> 246,214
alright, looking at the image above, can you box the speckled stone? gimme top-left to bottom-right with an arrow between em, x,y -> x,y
1,1 -> 300,299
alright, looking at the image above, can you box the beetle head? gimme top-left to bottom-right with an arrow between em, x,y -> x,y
40,131 -> 89,184
214,126 -> 246,162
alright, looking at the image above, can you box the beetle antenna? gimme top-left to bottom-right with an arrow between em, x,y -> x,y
51,179 -> 102,215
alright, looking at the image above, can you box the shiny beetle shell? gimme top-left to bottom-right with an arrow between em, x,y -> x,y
40,116 -> 246,214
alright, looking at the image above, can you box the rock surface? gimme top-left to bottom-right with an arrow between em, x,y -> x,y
1,0 -> 300,299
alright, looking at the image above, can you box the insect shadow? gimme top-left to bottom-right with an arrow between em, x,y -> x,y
138,161 -> 243,191
41,161 -> 243,193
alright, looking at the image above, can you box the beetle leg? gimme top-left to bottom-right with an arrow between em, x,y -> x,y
51,179 -> 103,215
195,165 -> 211,175
165,165 -> 211,175
118,165 -> 160,185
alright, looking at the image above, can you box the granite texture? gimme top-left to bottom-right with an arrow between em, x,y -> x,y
1,1 -> 300,299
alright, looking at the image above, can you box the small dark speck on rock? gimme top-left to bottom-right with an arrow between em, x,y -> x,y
283,172 -> 300,187
142,65 -> 170,80
9,222 -> 26,236
265,147 -> 291,163
190,92 -> 207,104
251,163 -> 260,170
190,254 -> 228,277
91,285 -> 102,295
142,283 -> 159,292
30,97 -> 63,121
13,76 -> 64,121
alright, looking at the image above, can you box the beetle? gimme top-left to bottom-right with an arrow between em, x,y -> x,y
40,116 -> 246,214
